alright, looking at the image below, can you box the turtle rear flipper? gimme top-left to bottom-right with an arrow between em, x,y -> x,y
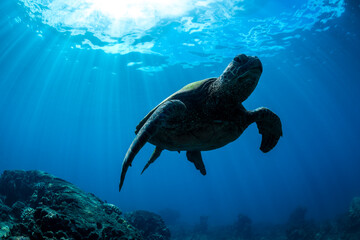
250,107 -> 282,153
141,147 -> 163,174
186,151 -> 206,175
119,100 -> 187,192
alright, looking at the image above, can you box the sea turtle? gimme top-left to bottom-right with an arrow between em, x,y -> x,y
119,54 -> 282,191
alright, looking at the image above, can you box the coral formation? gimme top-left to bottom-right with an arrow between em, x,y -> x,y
234,214 -> 252,239
1,170 -> 359,240
0,170 -> 143,239
194,216 -> 209,233
168,204 -> 360,240
349,197 -> 360,229
125,210 -> 171,240
285,207 -> 316,240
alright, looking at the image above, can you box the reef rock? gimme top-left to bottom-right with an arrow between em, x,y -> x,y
125,210 -> 171,240
349,197 -> 360,230
234,214 -> 252,239
285,206 -> 317,240
194,216 -> 209,233
0,170 -> 143,240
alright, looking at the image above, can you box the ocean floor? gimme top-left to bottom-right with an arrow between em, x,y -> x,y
0,170 -> 359,240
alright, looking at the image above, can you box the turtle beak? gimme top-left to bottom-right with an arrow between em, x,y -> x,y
255,57 -> 263,73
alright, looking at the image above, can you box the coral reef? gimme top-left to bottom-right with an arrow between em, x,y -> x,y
0,170 -> 143,240
349,197 -> 360,230
234,214 -> 252,239
194,216 -> 209,233
125,210 -> 171,240
1,169 -> 359,240
285,206 -> 317,240
168,202 -> 360,240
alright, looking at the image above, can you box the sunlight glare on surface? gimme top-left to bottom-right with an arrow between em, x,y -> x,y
86,0 -> 194,20
18,0 -> 345,68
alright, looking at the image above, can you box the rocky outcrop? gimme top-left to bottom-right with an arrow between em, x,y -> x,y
0,170 -> 143,240
285,207 -> 317,240
125,210 -> 171,240
234,214 -> 252,239
1,170 -> 360,240
349,197 -> 360,230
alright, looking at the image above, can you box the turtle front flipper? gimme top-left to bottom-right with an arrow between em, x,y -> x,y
186,151 -> 206,175
249,107 -> 282,153
119,100 -> 187,192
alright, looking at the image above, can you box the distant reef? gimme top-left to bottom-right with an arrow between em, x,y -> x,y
0,170 -> 359,240
0,170 -> 169,240
167,200 -> 360,240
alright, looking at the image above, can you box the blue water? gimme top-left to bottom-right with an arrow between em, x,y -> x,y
1,0 -> 359,226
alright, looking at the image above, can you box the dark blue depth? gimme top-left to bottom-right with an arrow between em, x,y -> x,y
0,0 -> 359,226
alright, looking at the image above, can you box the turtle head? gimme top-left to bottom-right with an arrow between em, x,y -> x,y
218,54 -> 263,102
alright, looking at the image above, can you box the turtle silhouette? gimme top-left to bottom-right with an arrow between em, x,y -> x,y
119,54 -> 282,191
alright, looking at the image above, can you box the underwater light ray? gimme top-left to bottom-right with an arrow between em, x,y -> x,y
17,0 -> 346,71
